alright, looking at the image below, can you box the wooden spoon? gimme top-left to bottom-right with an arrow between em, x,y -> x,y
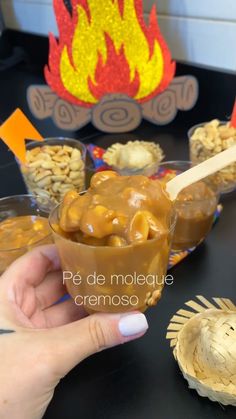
166,145 -> 236,200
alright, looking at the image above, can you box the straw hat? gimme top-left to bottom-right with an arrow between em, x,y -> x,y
166,295 -> 236,406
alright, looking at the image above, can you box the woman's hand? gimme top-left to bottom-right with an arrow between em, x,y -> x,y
0,245 -> 148,419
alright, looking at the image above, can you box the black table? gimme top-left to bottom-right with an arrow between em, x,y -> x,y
0,63 -> 236,419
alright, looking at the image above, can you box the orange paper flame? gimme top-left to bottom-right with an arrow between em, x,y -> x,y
0,109 -> 43,163
45,0 -> 175,108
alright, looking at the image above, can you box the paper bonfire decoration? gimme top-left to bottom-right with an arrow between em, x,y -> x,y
27,0 -> 199,133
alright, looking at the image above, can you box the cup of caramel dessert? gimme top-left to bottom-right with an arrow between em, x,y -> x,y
0,195 -> 53,274
155,161 -> 219,251
49,171 -> 175,313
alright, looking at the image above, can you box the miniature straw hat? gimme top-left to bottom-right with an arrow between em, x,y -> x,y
166,295 -> 236,406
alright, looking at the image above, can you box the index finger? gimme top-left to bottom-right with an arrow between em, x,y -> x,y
1,245 -> 61,291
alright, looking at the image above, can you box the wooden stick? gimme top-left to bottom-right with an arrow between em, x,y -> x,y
166,145 -> 236,200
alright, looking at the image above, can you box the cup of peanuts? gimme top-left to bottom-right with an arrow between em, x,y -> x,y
188,120 -> 236,193
18,138 -> 87,208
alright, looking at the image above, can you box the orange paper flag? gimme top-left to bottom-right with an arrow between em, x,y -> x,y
230,99 -> 236,128
0,108 -> 43,163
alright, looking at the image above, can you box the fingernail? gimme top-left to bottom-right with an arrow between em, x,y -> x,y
118,313 -> 149,337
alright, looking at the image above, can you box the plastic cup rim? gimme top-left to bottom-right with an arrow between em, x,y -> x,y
22,137 -> 87,162
156,160 -> 220,202
49,202 -> 177,250
187,120 -> 229,139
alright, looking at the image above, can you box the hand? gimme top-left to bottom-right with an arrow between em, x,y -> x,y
0,245 -> 148,419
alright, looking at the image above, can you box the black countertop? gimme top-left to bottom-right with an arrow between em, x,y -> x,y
0,32 -> 236,419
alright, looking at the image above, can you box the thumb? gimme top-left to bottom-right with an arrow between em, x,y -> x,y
44,312 -> 148,377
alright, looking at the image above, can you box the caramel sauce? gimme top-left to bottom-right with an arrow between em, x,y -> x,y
0,216 -> 52,274
175,182 -> 217,250
0,216 -> 51,251
58,171 -> 172,246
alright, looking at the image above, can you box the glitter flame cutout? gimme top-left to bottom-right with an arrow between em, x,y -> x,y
45,0 -> 175,108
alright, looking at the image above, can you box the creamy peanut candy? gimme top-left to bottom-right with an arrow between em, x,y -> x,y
0,215 -> 52,274
58,171 -> 172,246
51,171 -> 174,313
20,144 -> 85,204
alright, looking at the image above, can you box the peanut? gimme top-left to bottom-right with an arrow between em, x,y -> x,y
128,211 -> 149,243
107,235 -> 127,247
37,176 -> 52,188
52,167 -> 62,176
52,182 -> 61,193
51,175 -> 67,182
41,161 -> 55,170
29,160 -> 44,169
63,145 -> 73,153
70,161 -> 82,171
71,148 -> 81,159
34,170 -> 52,182
69,171 -> 81,180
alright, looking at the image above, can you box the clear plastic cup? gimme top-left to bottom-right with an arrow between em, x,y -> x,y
18,138 -> 87,208
188,121 -> 236,193
49,202 -> 176,314
0,194 -> 53,274
154,161 -> 219,251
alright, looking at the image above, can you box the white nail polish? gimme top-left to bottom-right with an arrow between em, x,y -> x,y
119,313 -> 149,337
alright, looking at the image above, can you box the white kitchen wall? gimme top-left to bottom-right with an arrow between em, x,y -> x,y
1,0 -> 236,72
